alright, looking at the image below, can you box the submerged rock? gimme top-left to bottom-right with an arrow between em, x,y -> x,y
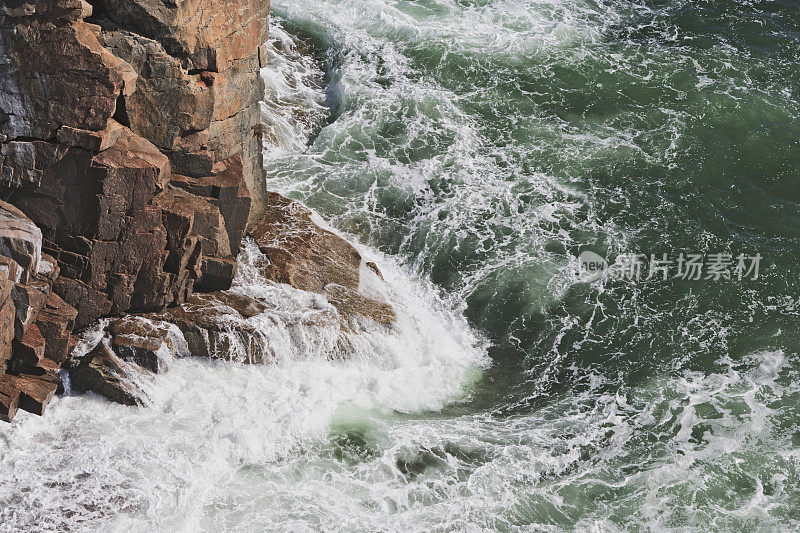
324,284 -> 396,330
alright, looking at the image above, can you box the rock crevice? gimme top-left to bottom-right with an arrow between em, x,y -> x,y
0,0 -> 400,418
0,0 -> 270,421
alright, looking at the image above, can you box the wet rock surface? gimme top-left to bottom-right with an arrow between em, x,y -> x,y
149,291 -> 274,364
70,341 -> 149,406
252,192 -> 397,328
252,192 -> 362,293
0,0 -> 403,421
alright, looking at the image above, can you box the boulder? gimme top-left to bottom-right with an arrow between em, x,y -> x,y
251,192 -> 362,293
70,341 -> 148,406
323,284 -> 397,330
107,316 -> 178,373
0,373 -> 58,416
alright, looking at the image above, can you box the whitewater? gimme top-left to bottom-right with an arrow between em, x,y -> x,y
3,0 -> 800,531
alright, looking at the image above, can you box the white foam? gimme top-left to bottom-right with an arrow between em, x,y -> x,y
0,232 -> 487,531
260,20 -> 330,157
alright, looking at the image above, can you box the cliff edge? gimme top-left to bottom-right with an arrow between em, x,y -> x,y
0,0 -> 269,419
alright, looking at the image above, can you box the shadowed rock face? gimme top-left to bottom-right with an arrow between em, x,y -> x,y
0,0 -> 269,328
0,200 -> 76,422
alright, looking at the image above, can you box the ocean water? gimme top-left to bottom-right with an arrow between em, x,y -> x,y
2,0 -> 800,531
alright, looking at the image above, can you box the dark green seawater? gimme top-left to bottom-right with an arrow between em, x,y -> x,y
264,0 -> 800,529
5,0 -> 798,530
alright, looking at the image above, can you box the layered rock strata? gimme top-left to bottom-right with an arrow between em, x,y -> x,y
0,0 -> 401,413
0,0 -> 269,420
0,201 -> 76,422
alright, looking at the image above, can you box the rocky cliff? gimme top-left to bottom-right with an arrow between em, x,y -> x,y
0,0 -> 395,422
0,0 -> 269,420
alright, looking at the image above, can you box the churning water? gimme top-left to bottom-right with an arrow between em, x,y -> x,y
3,0 -> 800,531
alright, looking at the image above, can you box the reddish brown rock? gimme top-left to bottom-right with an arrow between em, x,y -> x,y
10,282 -> 47,340
0,256 -> 22,284
0,0 -> 273,420
252,192 -> 362,293
0,1 -> 136,143
94,0 -> 270,226
55,120 -> 126,153
12,323 -> 45,365
99,27 -> 215,153
157,187 -> 237,292
170,156 -> 251,256
323,284 -> 397,330
7,128 -> 187,327
107,316 -> 176,373
35,292 -> 78,363
1,0 -> 266,333
0,297 -> 15,367
251,192 -> 397,328
0,380 -> 20,422
0,373 -> 58,416
0,200 -> 42,284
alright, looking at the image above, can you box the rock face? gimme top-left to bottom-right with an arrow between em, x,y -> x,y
95,0 -> 270,226
252,192 -> 397,329
0,0 -> 400,418
0,200 -> 76,421
0,0 -> 269,329
0,0 -> 270,419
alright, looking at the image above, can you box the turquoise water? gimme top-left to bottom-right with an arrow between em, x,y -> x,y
265,0 -> 800,529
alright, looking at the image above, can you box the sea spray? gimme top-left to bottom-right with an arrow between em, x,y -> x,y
260,19 -> 331,156
0,224 -> 487,531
